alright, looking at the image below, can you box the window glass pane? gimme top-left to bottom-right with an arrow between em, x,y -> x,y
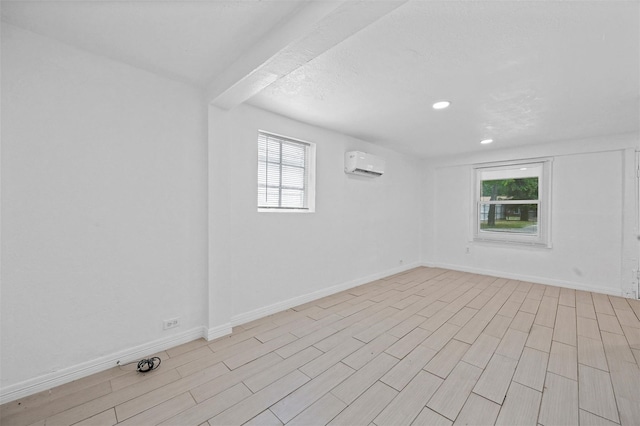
281,142 -> 306,167
258,187 -> 280,207
257,131 -> 312,211
479,203 -> 538,234
281,165 -> 305,189
281,189 -> 305,208
481,177 -> 539,201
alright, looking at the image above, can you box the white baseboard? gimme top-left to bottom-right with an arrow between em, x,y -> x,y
204,323 -> 233,341
0,326 -> 209,405
422,261 -> 624,296
230,262 -> 421,327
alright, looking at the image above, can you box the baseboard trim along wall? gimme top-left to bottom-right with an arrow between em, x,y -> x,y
0,326 -> 210,405
204,322 -> 233,341
422,261 -> 624,297
230,261 -> 422,327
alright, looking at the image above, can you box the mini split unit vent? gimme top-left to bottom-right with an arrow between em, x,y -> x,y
344,151 -> 385,177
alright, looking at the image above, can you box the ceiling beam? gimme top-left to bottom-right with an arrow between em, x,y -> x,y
207,0 -> 409,109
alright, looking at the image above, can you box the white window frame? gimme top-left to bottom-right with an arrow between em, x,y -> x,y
471,158 -> 552,247
257,130 -> 316,213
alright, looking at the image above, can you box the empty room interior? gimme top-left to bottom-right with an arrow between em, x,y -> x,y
1,0 -> 640,425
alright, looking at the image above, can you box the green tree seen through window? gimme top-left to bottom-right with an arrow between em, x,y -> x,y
482,178 -> 538,225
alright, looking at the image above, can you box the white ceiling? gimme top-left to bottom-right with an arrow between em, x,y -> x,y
2,0 -> 639,158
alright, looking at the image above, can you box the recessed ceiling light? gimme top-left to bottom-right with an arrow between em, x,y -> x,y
520,167 -> 528,171
432,101 -> 451,110
480,139 -> 493,144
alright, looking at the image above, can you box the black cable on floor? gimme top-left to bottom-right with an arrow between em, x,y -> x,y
117,356 -> 162,373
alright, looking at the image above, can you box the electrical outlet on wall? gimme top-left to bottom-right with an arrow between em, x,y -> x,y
163,317 -> 180,330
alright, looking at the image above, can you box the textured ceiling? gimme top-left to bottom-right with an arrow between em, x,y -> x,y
248,1 -> 640,157
2,0 -> 638,158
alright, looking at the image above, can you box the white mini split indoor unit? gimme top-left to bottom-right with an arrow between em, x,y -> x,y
344,151 -> 385,177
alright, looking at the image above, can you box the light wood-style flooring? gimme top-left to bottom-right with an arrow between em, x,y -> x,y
2,267 -> 640,425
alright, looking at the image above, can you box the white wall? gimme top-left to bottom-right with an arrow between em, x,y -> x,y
1,25 -> 209,393
421,134 -> 639,296
208,104 -> 423,327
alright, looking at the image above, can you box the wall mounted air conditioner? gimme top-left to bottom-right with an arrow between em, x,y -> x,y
344,151 -> 385,177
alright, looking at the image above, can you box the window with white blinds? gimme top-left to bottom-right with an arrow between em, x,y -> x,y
257,131 -> 315,212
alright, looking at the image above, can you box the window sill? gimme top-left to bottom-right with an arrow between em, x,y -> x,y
257,208 -> 315,213
472,237 -> 552,249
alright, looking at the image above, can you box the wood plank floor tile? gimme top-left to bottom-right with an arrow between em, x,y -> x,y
4,268 -> 640,426
453,392 -> 500,426
209,370 -> 310,425
578,335 -> 609,371
223,333 -> 297,370
243,347 -> 320,393
484,314 -> 513,339
424,339 -> 470,379
426,362 -> 482,421
270,362 -> 354,424
601,331 -> 636,368
387,314 -> 426,338
244,409 -> 283,426
495,382 -> 541,426
375,370 -> 443,426
553,305 -> 577,346
412,407 -> 453,426
0,381 -> 113,426
421,323 -> 461,352
287,393 -> 346,426
577,301 -> 598,319
607,363 -> 640,424
513,347 -> 548,391
380,344 -> 437,391
118,393 -> 194,426
616,395 -> 640,426
447,307 -> 478,327
592,293 -> 616,315
498,300 -> 522,319
597,312 -> 624,335
385,326 -> 432,359
342,333 -> 398,370
300,338 -> 363,378
547,341 -> 578,380
331,352 -> 398,405
495,328 -> 528,360
115,362 -> 229,421
74,408 -> 118,426
578,364 -> 620,423
461,333 -> 501,369
519,298 -> 541,315
274,326 -> 337,358
616,310 -> 640,329
509,311 -> 535,333
455,319 -> 489,344
559,287 -> 576,307
622,326 -> 640,349
539,372 -> 579,426
328,381 -> 397,426
472,354 -> 518,404
184,352 -> 281,403
579,409 -> 621,426
158,384 -> 252,426
41,369 -> 182,426
534,296 -> 558,328
577,316 -> 602,341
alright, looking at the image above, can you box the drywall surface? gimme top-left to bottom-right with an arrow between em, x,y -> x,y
208,104 -> 422,323
1,25 -> 208,390
422,135 -> 639,295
